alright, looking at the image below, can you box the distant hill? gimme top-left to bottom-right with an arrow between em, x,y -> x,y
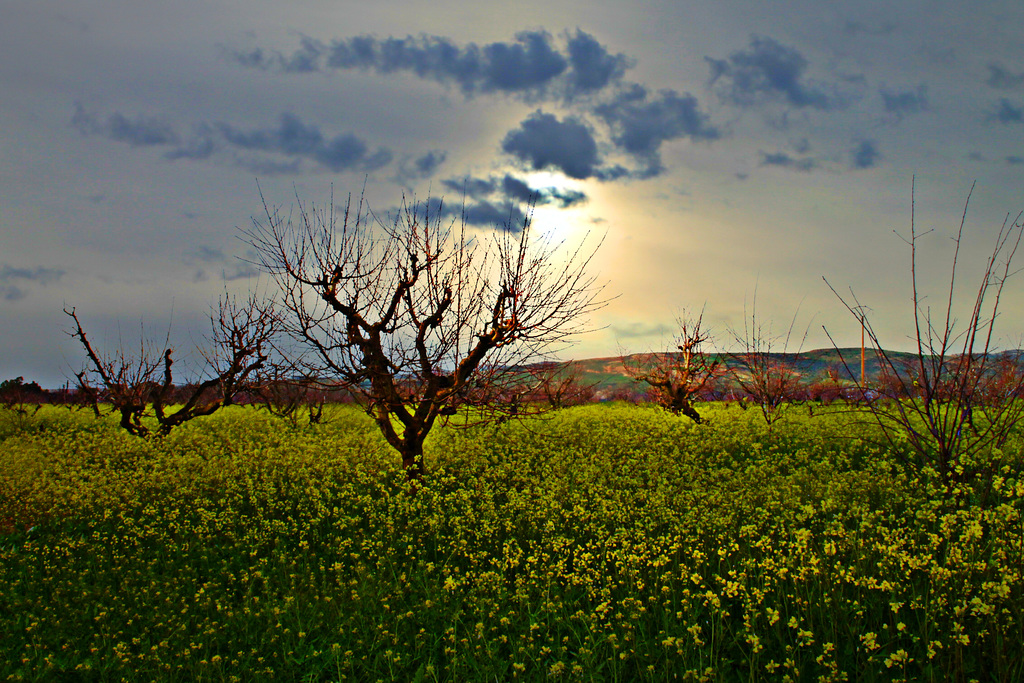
562,348 -> 936,392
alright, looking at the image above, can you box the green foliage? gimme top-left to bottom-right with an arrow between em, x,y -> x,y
1,405 -> 1023,680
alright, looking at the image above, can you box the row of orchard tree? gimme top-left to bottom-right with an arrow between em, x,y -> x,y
44,181 -> 1024,487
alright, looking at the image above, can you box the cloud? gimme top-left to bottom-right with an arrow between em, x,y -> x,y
396,196 -> 529,230
595,84 -> 719,176
758,151 -> 817,172
850,139 -> 881,169
317,31 -> 567,98
501,110 -> 602,179
434,172 -> 588,225
225,35 -> 326,74
500,174 -> 586,208
986,63 -> 1024,90
221,262 -> 261,281
409,150 -> 446,176
441,176 -> 497,198
460,200 -> 529,228
0,264 -> 64,302
230,30 -> 629,102
880,85 -> 929,119
1007,156 -> 1024,165
612,321 -> 673,339
990,98 -> 1024,124
186,246 -> 226,263
564,29 -> 631,97
394,149 -> 447,186
707,35 -> 842,110
71,102 -> 178,147
73,105 -> 393,174
216,112 -> 392,172
164,125 -> 217,161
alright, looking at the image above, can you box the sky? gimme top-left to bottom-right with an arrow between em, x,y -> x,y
2,0 -> 1023,387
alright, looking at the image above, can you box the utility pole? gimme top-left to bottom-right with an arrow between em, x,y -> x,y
860,317 -> 866,386
853,305 -> 871,386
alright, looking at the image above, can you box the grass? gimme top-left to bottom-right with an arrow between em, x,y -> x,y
1,403 -> 1023,681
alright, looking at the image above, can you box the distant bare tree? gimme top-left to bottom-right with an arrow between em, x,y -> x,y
622,310 -> 721,423
827,181 -> 1024,488
65,294 -> 276,437
0,377 -> 44,418
529,361 -> 596,410
728,295 -> 807,429
244,190 -> 604,482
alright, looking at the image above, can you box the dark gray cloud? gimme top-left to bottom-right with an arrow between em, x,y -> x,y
595,84 -> 719,176
441,172 -> 588,211
850,139 -> 881,169
432,172 -> 588,229
230,30 -> 628,102
441,176 -> 497,198
758,151 -> 817,172
72,106 -> 392,174
402,196 -> 529,231
0,264 -> 64,302
225,36 -> 326,74
564,29 -> 631,97
986,63 -> 1024,90
71,102 -> 178,147
394,150 -> 447,186
991,98 -> 1024,124
1007,156 -> 1024,165
707,35 -> 843,110
501,174 -> 586,207
501,110 -> 602,179
880,85 -> 929,119
410,150 -> 446,176
215,113 -> 392,172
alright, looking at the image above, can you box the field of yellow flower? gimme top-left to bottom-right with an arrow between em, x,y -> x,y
1,403 -> 1023,681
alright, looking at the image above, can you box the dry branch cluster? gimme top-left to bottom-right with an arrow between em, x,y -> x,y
65,295 -> 274,437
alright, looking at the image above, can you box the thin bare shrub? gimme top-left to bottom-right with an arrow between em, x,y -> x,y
727,294 -> 808,429
827,181 -> 1024,488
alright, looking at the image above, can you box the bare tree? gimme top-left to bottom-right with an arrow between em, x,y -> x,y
244,190 -> 604,481
0,377 -> 44,419
65,294 -> 276,437
528,361 -> 596,410
728,295 -> 808,429
827,181 -> 1024,488
622,310 -> 721,423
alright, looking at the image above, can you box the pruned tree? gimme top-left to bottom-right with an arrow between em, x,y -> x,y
65,293 -> 276,437
826,181 -> 1024,488
622,310 -> 721,423
244,190 -> 604,481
